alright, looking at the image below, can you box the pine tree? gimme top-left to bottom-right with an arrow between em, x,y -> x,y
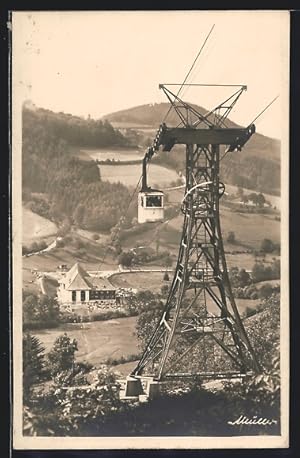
23,333 -> 46,402
47,333 -> 78,377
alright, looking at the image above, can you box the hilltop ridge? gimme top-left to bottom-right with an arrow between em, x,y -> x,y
104,102 -> 280,195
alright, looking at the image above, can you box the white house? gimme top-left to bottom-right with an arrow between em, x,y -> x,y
57,262 -> 116,307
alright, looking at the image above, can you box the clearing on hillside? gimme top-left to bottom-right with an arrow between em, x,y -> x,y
98,163 -> 179,187
23,207 -> 58,245
34,317 -> 138,369
110,271 -> 168,293
80,147 -> 144,162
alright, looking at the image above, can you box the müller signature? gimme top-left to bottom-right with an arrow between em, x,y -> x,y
228,415 -> 278,426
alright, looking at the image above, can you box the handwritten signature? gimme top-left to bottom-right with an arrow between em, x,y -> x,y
228,415 -> 278,426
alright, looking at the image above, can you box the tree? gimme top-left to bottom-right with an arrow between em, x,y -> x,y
252,262 -> 268,282
155,237 -> 160,255
23,333 -> 46,402
161,284 -> 169,296
271,259 -> 280,278
248,192 -> 258,206
241,195 -> 249,204
29,365 -> 122,435
238,268 -> 251,287
229,267 -> 251,288
73,204 -> 86,226
164,253 -> 173,268
261,238 -> 275,253
227,231 -> 236,244
257,192 -> 266,208
259,283 -> 274,299
23,294 -> 60,329
47,333 -> 78,377
163,271 -> 170,281
23,294 -> 39,323
118,251 -> 134,268
38,295 -> 60,324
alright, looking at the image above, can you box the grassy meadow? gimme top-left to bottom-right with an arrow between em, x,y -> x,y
98,163 -> 179,187
80,147 -> 144,162
34,316 -> 139,369
23,207 -> 58,245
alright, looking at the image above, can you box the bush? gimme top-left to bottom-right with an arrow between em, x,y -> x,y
243,306 -> 257,318
47,333 -> 78,377
23,294 -> 60,330
261,238 -> 275,253
92,233 -> 99,241
104,353 -> 141,366
90,309 -> 128,321
23,240 -> 48,255
250,290 -> 259,300
23,333 -> 46,401
56,239 -> 65,248
118,251 -> 134,268
227,231 -> 236,244
161,284 -> 169,296
252,260 -> 280,283
229,267 -> 251,288
22,246 -> 29,255
259,283 -> 274,299
74,239 -> 86,249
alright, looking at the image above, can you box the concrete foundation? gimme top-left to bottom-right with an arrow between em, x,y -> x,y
119,376 -> 162,401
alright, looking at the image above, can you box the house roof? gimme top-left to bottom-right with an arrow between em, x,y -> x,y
64,262 -> 116,291
90,277 -> 116,291
65,262 -> 93,291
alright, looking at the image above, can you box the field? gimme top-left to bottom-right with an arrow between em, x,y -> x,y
98,163 -> 179,187
22,227 -> 116,278
110,271 -> 169,293
34,317 -> 139,368
23,246 -> 115,273
33,297 -> 261,374
220,207 -> 280,249
80,147 -> 144,162
23,207 -> 58,245
225,184 -> 281,210
148,205 -> 280,252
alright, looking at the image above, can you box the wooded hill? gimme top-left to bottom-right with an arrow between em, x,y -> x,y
22,105 -> 132,232
104,103 -> 280,195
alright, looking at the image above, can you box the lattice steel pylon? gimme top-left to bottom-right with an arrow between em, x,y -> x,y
131,84 -> 262,381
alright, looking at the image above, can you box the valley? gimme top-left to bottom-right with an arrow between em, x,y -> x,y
21,103 -> 281,387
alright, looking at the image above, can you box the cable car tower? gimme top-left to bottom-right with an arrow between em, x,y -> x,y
121,82 -> 262,399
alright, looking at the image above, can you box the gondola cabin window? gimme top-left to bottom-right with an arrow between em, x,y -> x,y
146,195 -> 163,207
138,190 -> 164,223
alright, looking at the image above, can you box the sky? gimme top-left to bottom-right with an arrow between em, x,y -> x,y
12,11 -> 289,139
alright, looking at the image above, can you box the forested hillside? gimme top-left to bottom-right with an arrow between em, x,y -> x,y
105,103 -> 280,195
22,106 -> 132,231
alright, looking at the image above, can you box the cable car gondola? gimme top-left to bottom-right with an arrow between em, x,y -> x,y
137,147 -> 164,224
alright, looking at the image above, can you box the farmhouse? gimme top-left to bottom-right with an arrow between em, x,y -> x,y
57,262 -> 116,307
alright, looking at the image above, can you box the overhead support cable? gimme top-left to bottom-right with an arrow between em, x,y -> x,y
250,95 -> 279,125
162,24 -> 215,124
220,95 -> 279,163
